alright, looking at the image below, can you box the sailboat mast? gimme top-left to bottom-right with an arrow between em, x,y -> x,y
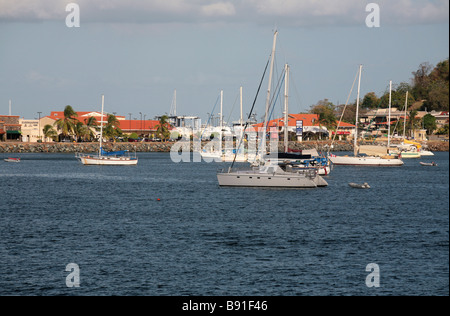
284,63 -> 290,153
354,65 -> 362,157
99,94 -> 104,156
388,80 -> 392,150
403,91 -> 408,140
261,30 -> 278,158
174,89 -> 177,116
219,90 -> 223,153
240,86 -> 243,126
220,90 -> 223,131
239,86 -> 244,145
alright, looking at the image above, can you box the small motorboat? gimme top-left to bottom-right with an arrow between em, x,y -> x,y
420,161 -> 437,166
4,157 -> 21,163
349,182 -> 370,189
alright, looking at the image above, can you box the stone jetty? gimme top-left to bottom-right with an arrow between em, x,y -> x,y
0,140 -> 447,154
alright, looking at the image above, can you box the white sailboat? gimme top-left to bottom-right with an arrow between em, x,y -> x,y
222,87 -> 248,162
201,90 -> 224,161
329,66 -> 403,166
217,31 -> 328,188
390,91 -> 421,158
76,95 -> 138,166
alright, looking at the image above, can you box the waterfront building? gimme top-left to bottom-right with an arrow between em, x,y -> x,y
0,115 -> 21,142
430,111 -> 449,129
120,120 -> 163,139
250,113 -> 340,142
19,119 -> 39,142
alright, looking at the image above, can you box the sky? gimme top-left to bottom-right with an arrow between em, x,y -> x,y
0,0 -> 448,124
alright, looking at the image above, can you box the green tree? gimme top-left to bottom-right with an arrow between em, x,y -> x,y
429,59 -> 449,82
155,115 -> 171,141
411,59 -> 449,111
361,92 -> 380,109
309,99 -> 336,129
422,114 -> 437,135
425,80 -> 449,111
54,105 -> 78,141
411,62 -> 433,100
43,124 -> 57,142
129,132 -> 139,139
74,121 -> 91,142
103,114 -> 122,141
436,124 -> 449,135
407,110 -> 421,138
84,116 -> 98,141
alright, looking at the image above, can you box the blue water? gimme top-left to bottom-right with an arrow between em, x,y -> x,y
0,152 -> 448,296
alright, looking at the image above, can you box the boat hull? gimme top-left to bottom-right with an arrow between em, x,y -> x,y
419,150 -> 434,156
399,152 -> 421,159
419,162 -> 437,166
217,171 -> 328,188
329,155 -> 403,166
4,158 -> 20,163
78,156 -> 138,166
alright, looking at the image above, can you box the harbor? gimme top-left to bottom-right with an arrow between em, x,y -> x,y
0,151 -> 448,295
1,0 -> 448,299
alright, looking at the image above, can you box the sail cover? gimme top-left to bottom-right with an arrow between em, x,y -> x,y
101,148 -> 129,156
358,145 -> 387,156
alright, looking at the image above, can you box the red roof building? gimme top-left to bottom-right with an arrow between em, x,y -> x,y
47,111 -> 126,124
120,120 -> 169,135
250,113 -> 322,130
246,113 -> 356,141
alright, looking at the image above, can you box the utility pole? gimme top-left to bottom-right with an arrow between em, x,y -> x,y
37,112 -> 42,142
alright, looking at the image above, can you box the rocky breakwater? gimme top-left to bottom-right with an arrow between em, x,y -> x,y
0,142 -> 174,153
285,140 -> 352,152
1,139 -> 447,154
425,141 -> 449,152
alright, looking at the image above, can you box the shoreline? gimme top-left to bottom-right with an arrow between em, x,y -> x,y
1,140 -> 448,154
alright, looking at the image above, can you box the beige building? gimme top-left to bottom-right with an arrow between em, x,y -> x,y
20,119 -> 40,142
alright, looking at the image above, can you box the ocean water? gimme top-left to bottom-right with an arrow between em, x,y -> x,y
0,152 -> 448,296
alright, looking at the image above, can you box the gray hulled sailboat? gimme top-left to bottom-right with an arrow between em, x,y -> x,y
217,31 -> 328,188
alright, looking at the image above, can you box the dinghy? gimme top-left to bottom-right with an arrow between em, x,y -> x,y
4,158 -> 20,163
419,162 -> 437,166
348,182 -> 370,189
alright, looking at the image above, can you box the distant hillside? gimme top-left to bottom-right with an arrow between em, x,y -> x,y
359,58 -> 449,112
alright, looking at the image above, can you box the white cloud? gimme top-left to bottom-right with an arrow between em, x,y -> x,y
25,70 -> 73,88
0,0 -> 448,25
201,2 -> 235,17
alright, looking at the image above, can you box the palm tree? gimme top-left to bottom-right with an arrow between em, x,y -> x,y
155,115 -> 171,141
74,121 -> 91,142
84,116 -> 98,141
103,114 -> 122,141
408,110 -> 421,138
43,124 -> 57,142
54,105 -> 78,141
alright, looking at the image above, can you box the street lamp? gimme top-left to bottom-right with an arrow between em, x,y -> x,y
37,112 -> 42,142
144,114 -> 147,137
128,113 -> 132,133
139,112 -> 142,136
